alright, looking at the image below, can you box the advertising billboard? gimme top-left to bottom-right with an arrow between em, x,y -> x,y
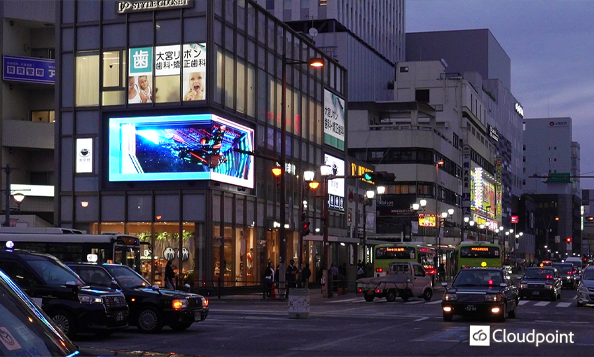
128,43 -> 206,104
324,153 -> 344,211
3,55 -> 56,84
76,138 -> 93,173
108,114 -> 254,188
323,89 -> 345,151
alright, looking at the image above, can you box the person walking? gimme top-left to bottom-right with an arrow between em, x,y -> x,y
285,259 -> 298,298
263,262 -> 274,299
165,260 -> 176,290
301,264 -> 311,289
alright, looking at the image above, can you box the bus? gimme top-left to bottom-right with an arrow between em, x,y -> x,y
455,241 -> 502,271
374,242 -> 436,278
0,227 -> 142,272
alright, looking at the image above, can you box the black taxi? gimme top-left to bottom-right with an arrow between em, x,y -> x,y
68,262 -> 209,333
441,268 -> 519,322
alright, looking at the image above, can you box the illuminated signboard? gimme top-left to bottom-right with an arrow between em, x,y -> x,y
471,247 -> 490,252
128,43 -> 206,104
324,154 -> 344,211
108,113 -> 254,188
116,0 -> 194,14
350,163 -> 373,183
418,214 -> 436,227
515,102 -> 524,117
76,138 -> 93,173
386,247 -> 406,252
511,215 -> 519,224
470,165 -> 498,219
323,89 -> 345,151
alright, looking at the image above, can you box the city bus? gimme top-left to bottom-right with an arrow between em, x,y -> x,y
374,242 -> 436,278
454,241 -> 502,271
0,227 -> 142,272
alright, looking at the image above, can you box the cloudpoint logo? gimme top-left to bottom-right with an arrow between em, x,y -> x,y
469,326 -> 575,347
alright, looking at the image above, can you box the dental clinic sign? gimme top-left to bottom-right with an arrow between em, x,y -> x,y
469,325 -> 574,347
116,0 -> 193,14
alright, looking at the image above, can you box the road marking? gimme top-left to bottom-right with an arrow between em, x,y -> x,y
557,302 -> 571,307
414,317 -> 429,322
326,297 -> 361,303
518,300 -> 530,305
404,301 -> 424,305
534,301 -> 550,306
426,300 -> 443,304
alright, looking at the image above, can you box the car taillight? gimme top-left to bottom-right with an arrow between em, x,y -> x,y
568,271 -> 572,275
376,289 -> 381,293
357,288 -> 362,293
376,268 -> 383,272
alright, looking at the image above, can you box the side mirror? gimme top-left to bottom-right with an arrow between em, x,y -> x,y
499,283 -> 507,287
65,281 -> 80,292
441,282 -> 448,287
151,284 -> 160,291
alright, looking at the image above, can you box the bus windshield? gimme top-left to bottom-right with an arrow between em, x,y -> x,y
376,246 -> 416,260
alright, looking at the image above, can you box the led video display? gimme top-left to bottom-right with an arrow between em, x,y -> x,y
108,114 -> 254,188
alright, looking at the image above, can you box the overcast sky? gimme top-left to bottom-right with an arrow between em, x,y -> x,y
406,0 -> 594,187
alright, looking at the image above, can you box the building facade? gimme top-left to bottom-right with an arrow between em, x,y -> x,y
55,0 -> 348,288
0,1 -> 56,226
523,117 -> 582,258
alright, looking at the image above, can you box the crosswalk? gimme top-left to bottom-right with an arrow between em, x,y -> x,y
326,296 -> 580,308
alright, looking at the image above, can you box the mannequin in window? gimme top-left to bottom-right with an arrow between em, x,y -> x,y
247,248 -> 254,275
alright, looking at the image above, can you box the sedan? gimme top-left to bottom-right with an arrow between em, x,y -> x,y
441,268 -> 519,322
552,263 -> 577,289
519,267 -> 562,301
576,267 -> 594,307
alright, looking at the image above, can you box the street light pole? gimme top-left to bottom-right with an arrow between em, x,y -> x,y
435,161 -> 444,269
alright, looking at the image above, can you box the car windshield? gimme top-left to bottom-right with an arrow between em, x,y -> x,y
523,269 -> 555,280
28,256 -> 85,286
107,265 -> 151,289
453,270 -> 503,287
582,270 -> 594,280
0,270 -> 78,356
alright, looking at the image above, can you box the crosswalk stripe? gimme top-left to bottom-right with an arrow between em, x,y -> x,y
534,301 -> 550,306
518,300 -> 530,305
326,297 -> 361,303
403,301 -> 424,304
427,300 -> 443,304
556,302 -> 571,307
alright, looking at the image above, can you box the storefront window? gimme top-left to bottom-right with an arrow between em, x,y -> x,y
213,225 -> 233,286
76,51 -> 99,106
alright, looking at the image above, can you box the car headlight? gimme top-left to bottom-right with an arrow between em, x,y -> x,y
520,283 -> 528,289
484,294 -> 499,302
172,299 -> 188,310
201,296 -> 209,308
443,293 -> 457,301
579,284 -> 588,292
546,283 -> 554,290
78,294 -> 103,304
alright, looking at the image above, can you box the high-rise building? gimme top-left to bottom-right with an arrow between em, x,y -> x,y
523,117 -> 582,257
0,0 -> 56,226
254,0 -> 404,102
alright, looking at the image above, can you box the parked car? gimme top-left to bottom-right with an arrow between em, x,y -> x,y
0,247 -> 128,338
519,267 -> 562,300
552,263 -> 577,289
68,262 -> 209,333
441,268 -> 518,322
356,262 -> 433,302
0,267 -> 196,356
576,266 -> 594,307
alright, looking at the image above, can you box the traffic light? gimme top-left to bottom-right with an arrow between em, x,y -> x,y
362,171 -> 396,183
300,211 -> 310,237
566,237 -> 572,243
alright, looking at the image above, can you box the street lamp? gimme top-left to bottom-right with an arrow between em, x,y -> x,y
12,193 -> 25,212
299,170 -> 316,272
434,160 -> 444,270
279,54 -> 324,296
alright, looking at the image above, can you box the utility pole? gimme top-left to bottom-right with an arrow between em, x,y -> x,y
2,165 -> 14,227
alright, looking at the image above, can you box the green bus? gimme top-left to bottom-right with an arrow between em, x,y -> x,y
374,243 -> 436,278
455,241 -> 502,271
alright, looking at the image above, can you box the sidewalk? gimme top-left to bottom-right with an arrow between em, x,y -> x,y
209,282 -> 450,302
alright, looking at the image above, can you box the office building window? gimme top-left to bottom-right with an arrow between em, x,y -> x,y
266,0 -> 274,9
75,51 -> 99,106
31,110 -> 55,123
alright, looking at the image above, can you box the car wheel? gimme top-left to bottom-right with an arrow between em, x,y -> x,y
364,294 -> 374,302
51,310 -> 76,338
170,321 -> 193,331
386,290 -> 397,302
443,313 -> 453,321
577,301 -> 584,307
423,288 -> 433,302
137,306 -> 164,333
400,293 -> 410,302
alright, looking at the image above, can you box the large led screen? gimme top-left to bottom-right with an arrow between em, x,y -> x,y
108,114 -> 254,188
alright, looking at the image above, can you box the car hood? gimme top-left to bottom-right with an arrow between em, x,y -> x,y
79,347 -> 207,356
581,279 -> 594,288
134,287 -> 203,299
79,286 -> 122,296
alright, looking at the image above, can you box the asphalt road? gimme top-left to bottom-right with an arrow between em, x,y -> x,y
76,289 -> 594,357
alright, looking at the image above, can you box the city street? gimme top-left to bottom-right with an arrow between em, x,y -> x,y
76,288 -> 594,357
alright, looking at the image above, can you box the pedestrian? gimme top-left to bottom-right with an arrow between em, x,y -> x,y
330,263 -> 339,279
301,264 -> 311,289
275,264 -> 280,296
357,265 -> 365,280
165,260 -> 176,290
285,259 -> 298,298
263,262 -> 274,298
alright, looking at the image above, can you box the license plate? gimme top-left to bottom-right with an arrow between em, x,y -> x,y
532,291 -> 540,296
194,310 -> 201,322
116,312 -> 124,321
465,305 -> 476,312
